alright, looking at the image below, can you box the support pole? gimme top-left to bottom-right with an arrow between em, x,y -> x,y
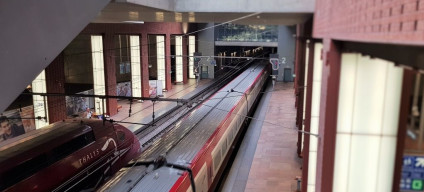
411,74 -> 421,130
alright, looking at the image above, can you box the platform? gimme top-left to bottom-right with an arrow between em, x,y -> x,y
110,79 -> 212,132
221,82 -> 302,192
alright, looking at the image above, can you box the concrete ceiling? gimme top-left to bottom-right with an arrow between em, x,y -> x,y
93,2 -> 313,25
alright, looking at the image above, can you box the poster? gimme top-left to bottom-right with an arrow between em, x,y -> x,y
65,89 -> 94,117
116,82 -> 132,97
0,105 -> 36,142
19,105 -> 36,133
149,80 -> 163,97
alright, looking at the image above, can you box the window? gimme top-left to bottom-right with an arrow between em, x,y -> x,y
213,149 -> 222,173
51,131 -> 95,162
32,70 -> 49,129
91,35 -> 105,114
117,131 -> 125,141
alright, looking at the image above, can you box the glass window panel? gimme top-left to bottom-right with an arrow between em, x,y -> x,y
311,82 -> 321,117
333,134 -> 351,192
310,117 -> 319,151
352,56 -> 387,135
130,35 -> 141,98
376,137 -> 397,192
189,36 -> 196,79
307,42 -> 323,190
381,60 -> 403,136
337,53 -> 358,133
175,36 -> 183,82
313,43 -> 323,82
156,36 -> 166,89
348,135 -> 380,192
32,70 -> 49,129
308,151 -> 317,189
91,35 -> 105,114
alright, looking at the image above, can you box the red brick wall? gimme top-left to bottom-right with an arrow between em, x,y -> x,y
314,0 -> 424,45
103,34 -> 118,116
45,53 -> 67,123
81,22 -> 184,105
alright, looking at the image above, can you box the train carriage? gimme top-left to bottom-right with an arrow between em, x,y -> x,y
99,62 -> 269,192
0,119 -> 141,192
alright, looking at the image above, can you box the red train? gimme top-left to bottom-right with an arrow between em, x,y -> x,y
99,63 -> 269,192
0,119 -> 141,192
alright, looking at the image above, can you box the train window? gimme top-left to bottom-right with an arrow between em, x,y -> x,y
51,131 -> 95,163
117,131 -> 125,141
213,149 -> 221,172
0,154 -> 48,191
221,140 -> 227,157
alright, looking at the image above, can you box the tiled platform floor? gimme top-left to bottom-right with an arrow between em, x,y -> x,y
245,82 -> 302,192
221,82 -> 302,192
110,79 -> 211,132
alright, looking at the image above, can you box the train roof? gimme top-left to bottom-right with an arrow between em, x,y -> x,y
0,119 -> 95,165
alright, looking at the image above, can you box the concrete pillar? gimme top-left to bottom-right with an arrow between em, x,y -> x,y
141,34 -> 150,97
103,33 -> 117,116
182,36 -> 188,83
277,25 -> 296,82
295,24 -> 307,157
165,34 -> 172,90
45,52 -> 67,123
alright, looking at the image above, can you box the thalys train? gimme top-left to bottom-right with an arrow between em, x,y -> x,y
0,119 -> 141,192
98,62 -> 269,192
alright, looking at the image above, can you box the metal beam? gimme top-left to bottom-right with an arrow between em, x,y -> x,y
22,92 -> 189,103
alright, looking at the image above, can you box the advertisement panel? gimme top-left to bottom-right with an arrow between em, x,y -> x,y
65,89 -> 94,117
116,82 -> 132,97
0,105 -> 36,142
401,155 -> 424,191
149,80 -> 163,97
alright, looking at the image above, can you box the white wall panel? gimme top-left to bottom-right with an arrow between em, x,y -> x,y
156,36 -> 166,89
32,70 -> 49,129
348,135 -> 380,192
189,36 -> 196,79
175,36 -> 183,82
307,42 -> 323,192
333,53 -> 403,192
91,35 -> 105,114
332,134 -> 351,192
130,35 -> 142,97
353,56 -> 387,135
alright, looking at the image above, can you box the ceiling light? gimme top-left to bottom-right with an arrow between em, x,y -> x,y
123,21 -> 144,24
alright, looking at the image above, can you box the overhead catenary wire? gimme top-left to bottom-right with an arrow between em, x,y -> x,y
199,102 -> 319,137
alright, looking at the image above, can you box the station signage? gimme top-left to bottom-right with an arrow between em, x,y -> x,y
401,156 -> 424,191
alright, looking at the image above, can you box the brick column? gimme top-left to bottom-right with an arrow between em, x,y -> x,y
315,39 -> 341,192
165,34 -> 172,90
141,34 -> 150,97
392,70 -> 414,192
182,36 -> 188,84
103,33 -> 117,116
295,24 -> 307,157
301,40 -> 315,192
45,52 -> 67,123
